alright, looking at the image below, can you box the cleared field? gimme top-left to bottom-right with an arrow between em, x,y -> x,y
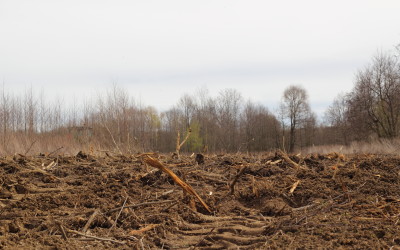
0,152 -> 399,249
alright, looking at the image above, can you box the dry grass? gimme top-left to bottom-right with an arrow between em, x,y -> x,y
303,138 -> 400,155
0,133 -> 104,156
2,130 -> 400,157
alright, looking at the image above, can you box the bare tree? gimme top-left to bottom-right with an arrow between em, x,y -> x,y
241,101 -> 279,152
23,87 -> 37,136
280,85 -> 311,152
193,87 -> 218,152
347,52 -> 400,138
216,89 -> 243,152
300,110 -> 316,149
0,86 -> 10,148
324,93 -> 350,145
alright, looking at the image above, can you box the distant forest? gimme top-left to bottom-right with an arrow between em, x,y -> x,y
0,49 -> 399,155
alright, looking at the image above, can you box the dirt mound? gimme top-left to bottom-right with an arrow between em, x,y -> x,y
0,152 -> 399,249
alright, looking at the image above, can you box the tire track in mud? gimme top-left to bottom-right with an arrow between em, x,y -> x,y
162,211 -> 273,249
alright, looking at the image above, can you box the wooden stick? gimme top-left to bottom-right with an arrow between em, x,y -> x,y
141,155 -> 211,213
278,150 -> 299,169
278,150 -> 302,169
161,201 -> 178,212
289,180 -> 300,194
24,140 -> 37,155
43,161 -> 57,170
266,159 -> 282,165
229,166 -> 247,195
56,221 -> 68,241
108,200 -> 175,213
110,197 -> 128,230
175,128 -> 191,159
179,128 -> 191,150
292,203 -> 317,211
82,209 -> 100,233
65,228 -> 126,245
129,224 -> 160,236
48,146 -> 64,157
176,131 -> 181,157
139,237 -> 145,250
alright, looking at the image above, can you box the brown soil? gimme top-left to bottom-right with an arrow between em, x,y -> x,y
0,152 -> 399,249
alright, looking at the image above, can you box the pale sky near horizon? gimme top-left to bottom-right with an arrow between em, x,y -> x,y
1,0 -> 400,117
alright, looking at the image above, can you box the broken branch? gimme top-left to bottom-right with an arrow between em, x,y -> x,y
289,180 -> 300,194
229,166 -> 247,195
140,155 -> 211,213
277,150 -> 304,170
47,146 -> 64,157
56,221 -> 68,241
110,196 -> 128,231
65,228 -> 126,245
129,224 -> 160,236
108,200 -> 175,213
82,209 -> 100,234
175,128 -> 192,159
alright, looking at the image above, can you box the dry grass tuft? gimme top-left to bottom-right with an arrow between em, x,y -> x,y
303,138 -> 400,155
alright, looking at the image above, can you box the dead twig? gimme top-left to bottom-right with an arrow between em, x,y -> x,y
110,196 -> 128,231
56,221 -> 68,241
229,166 -> 248,195
139,237 -> 145,250
266,159 -> 282,165
161,201 -> 178,212
289,180 -> 300,194
65,228 -> 126,245
24,140 -> 37,155
48,146 -> 64,157
82,209 -> 100,234
108,200 -> 175,213
129,224 -> 160,236
43,160 -> 57,170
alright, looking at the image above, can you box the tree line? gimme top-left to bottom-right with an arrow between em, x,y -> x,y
0,48 -> 399,155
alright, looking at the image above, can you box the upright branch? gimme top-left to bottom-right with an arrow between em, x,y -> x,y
175,128 -> 191,159
229,165 -> 248,195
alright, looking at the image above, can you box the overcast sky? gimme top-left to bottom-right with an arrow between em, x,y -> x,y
1,0 -> 400,117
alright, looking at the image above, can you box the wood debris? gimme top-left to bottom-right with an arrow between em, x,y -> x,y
289,180 -> 300,194
140,155 -> 212,213
129,224 -> 160,236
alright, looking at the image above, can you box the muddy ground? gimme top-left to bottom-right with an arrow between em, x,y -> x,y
0,151 -> 399,249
